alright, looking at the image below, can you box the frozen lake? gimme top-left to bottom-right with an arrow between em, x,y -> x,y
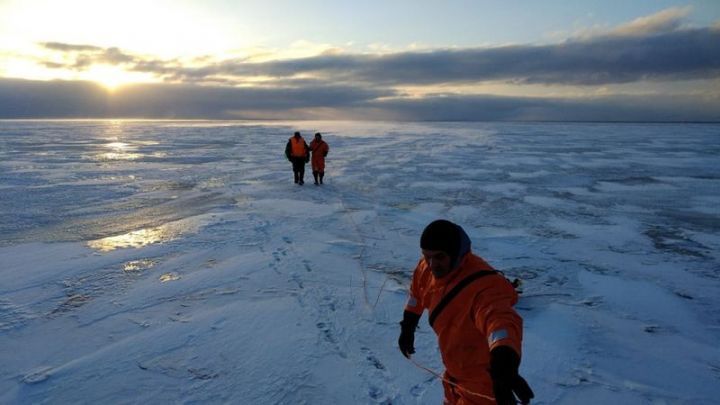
1,120 -> 719,404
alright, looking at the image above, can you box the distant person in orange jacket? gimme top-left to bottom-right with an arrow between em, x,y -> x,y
285,131 -> 310,185
399,220 -> 534,404
309,132 -> 329,185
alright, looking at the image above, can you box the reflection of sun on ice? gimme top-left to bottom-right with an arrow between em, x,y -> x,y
98,141 -> 141,160
106,142 -> 129,150
86,217 -> 210,252
87,228 -> 169,252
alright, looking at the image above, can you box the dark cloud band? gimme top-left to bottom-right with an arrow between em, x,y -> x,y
1,78 -> 717,121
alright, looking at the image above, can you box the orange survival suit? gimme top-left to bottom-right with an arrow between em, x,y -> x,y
309,137 -> 329,172
400,220 -> 532,404
309,133 -> 329,185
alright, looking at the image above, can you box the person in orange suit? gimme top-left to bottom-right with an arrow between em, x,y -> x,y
285,131 -> 310,185
309,132 -> 329,185
399,220 -> 534,404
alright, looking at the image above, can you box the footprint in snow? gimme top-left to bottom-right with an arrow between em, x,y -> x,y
360,347 -> 396,404
410,376 -> 436,398
316,322 -> 338,344
290,272 -> 305,289
303,259 -> 312,272
321,295 -> 336,312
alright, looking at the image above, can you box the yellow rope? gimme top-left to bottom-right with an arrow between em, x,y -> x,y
408,357 -> 496,402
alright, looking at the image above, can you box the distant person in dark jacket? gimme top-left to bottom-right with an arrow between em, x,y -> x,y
285,131 -> 310,185
309,133 -> 329,185
399,219 -> 534,405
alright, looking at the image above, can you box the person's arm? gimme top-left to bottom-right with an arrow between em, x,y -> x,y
490,346 -> 534,404
399,260 -> 426,358
323,143 -> 329,157
473,278 -> 534,404
399,310 -> 420,358
474,278 -> 522,354
285,141 -> 291,160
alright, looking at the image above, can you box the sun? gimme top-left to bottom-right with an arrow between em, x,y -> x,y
85,65 -> 140,91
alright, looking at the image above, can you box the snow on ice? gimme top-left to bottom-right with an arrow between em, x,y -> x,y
0,120 -> 719,404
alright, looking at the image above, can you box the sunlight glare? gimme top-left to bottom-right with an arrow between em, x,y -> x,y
86,218 -> 206,252
96,141 -> 141,160
87,228 -> 169,252
1,0 -> 239,59
85,65 -> 139,91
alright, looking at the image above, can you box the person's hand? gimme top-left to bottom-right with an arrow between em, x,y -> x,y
398,327 -> 415,358
490,346 -> 534,404
398,311 -> 420,358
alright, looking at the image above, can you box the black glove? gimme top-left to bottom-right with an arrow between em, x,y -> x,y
489,346 -> 534,405
398,311 -> 420,358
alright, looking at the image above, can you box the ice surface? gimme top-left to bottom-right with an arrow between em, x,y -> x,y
0,120 -> 719,404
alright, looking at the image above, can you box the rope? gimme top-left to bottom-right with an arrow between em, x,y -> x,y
337,193 -> 391,312
337,196 -> 371,309
407,357 -> 496,402
372,276 -> 390,310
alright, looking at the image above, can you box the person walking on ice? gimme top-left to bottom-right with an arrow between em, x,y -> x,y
309,132 -> 329,185
398,219 -> 534,404
285,131 -> 310,185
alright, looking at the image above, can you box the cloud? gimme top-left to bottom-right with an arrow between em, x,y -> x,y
38,42 -> 141,70
40,42 -> 104,52
35,13 -> 720,88
0,78 -> 109,117
2,78 -> 717,121
371,93 -> 720,122
610,6 -> 691,36
213,26 -> 720,86
109,82 -> 395,118
0,78 -> 394,119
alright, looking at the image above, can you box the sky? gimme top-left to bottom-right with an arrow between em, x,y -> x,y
1,0 -> 719,121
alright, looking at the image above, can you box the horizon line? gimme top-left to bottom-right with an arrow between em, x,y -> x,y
1,118 -> 719,124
